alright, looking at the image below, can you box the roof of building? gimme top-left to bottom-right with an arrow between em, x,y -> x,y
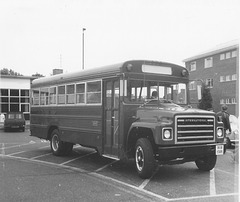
183,40 -> 239,62
0,74 -> 37,80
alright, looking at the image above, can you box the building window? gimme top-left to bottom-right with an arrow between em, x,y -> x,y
205,78 -> 213,88
226,98 -> 230,104
232,50 -> 237,57
226,75 -> 231,81
220,76 -> 225,82
220,99 -> 225,104
232,98 -> 236,104
10,89 -> 19,96
190,62 -> 196,71
189,81 -> 196,90
226,52 -> 231,59
232,74 -> 237,80
220,54 -> 225,60
204,57 -> 213,68
1,89 -> 9,96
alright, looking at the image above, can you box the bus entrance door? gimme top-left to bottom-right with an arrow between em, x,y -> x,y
103,79 -> 120,159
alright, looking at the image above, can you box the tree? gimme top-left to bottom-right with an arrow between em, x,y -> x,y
198,84 -> 213,111
0,68 -> 23,76
32,72 -> 44,78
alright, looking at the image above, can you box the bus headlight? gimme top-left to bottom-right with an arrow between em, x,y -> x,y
217,128 -> 223,138
162,128 -> 173,141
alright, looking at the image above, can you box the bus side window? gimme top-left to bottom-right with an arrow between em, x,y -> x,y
58,85 -> 66,104
87,81 -> 101,104
76,83 -> 85,104
49,87 -> 56,105
40,88 -> 49,105
66,84 -> 75,104
32,89 -> 40,105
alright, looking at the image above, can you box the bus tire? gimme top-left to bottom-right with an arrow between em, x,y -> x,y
135,138 -> 155,179
50,129 -> 73,156
63,142 -> 73,155
195,155 -> 217,171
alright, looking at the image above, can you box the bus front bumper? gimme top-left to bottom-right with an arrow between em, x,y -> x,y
156,143 -> 225,164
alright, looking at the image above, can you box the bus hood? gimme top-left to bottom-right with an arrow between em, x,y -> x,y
136,104 -> 215,122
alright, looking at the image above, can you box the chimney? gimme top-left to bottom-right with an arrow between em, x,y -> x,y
53,69 -> 63,75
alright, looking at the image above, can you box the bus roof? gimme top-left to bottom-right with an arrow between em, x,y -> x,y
31,60 -> 187,88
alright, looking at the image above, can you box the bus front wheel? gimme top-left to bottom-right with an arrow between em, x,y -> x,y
50,129 -> 73,156
135,138 -> 155,179
195,155 -> 217,171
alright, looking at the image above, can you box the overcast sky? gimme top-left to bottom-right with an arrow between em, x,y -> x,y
0,0 -> 239,76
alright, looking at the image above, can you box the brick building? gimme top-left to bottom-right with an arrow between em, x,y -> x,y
183,40 -> 239,116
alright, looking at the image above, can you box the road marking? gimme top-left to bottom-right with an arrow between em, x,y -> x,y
1,142 -> 35,149
91,172 -> 169,201
215,167 -> 239,176
30,153 -> 52,159
39,145 -> 51,149
1,143 -> 5,155
60,151 -> 97,165
167,192 -> 239,201
210,168 -> 216,195
7,151 -> 28,156
139,167 -> 160,190
94,159 -> 119,172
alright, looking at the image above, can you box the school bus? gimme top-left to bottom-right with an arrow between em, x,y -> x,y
30,60 -> 225,178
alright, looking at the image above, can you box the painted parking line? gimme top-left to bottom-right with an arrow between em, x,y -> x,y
7,151 -> 28,156
60,151 -> 97,165
215,167 -> 239,176
30,152 -> 52,159
210,169 -> 216,195
94,159 -> 119,172
0,142 -> 36,150
139,166 -> 160,190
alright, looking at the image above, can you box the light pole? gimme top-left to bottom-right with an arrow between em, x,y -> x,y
82,28 -> 86,70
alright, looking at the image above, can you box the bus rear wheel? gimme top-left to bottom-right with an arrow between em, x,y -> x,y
135,138 -> 155,179
50,129 -> 73,156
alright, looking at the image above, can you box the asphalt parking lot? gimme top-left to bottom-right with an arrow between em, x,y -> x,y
0,129 -> 239,202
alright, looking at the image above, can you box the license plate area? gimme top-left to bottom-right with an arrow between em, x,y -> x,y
216,145 -> 224,155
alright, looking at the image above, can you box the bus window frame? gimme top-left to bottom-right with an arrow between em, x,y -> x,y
57,85 -> 66,105
86,80 -> 102,105
66,83 -> 76,105
76,82 -> 86,105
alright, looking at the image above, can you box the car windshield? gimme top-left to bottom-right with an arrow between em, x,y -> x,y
8,114 -> 15,119
124,79 -> 187,105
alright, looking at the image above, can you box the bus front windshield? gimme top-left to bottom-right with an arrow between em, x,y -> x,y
125,79 -> 187,105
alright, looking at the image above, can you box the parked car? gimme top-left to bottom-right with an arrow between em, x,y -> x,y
226,115 -> 239,148
4,112 -> 25,132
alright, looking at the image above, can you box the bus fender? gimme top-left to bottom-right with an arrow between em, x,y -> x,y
126,121 -> 158,158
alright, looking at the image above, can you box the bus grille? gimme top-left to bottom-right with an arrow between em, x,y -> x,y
176,116 -> 215,144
